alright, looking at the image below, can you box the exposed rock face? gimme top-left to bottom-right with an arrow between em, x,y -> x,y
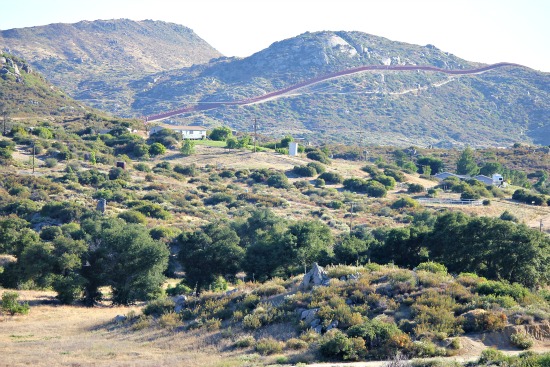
300,263 -> 330,291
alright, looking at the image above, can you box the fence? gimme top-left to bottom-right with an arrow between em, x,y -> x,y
417,198 -> 484,206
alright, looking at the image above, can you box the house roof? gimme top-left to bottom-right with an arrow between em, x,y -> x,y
433,172 -> 469,180
473,175 -> 493,185
151,124 -> 206,131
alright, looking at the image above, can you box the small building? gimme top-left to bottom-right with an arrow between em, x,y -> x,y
434,172 -> 506,186
289,142 -> 298,156
149,124 -> 207,140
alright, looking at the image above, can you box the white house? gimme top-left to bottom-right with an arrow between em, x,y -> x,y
433,172 -> 506,186
149,124 -> 207,140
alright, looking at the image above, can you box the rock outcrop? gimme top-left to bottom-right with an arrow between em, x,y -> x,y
300,263 -> 330,291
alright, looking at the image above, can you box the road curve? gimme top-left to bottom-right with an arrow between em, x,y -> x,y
145,62 -> 523,122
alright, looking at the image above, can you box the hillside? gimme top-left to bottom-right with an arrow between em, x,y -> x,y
0,19 -> 222,114
0,52 -> 86,117
133,31 -> 550,147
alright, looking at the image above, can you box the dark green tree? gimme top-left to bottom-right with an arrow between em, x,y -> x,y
333,235 -> 371,265
456,146 -> 479,175
480,162 -> 502,176
177,223 -> 243,294
82,218 -> 169,305
287,220 -> 333,272
209,126 -> 233,141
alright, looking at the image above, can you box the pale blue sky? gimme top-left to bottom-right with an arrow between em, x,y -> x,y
1,0 -> 549,72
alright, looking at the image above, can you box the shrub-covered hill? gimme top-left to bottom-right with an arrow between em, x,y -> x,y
126,262 -> 550,364
0,52 -> 86,117
0,19 -> 222,114
133,31 -> 550,147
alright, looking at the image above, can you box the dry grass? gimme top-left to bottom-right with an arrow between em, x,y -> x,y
0,289 -> 256,367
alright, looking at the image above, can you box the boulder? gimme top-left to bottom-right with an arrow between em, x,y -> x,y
300,308 -> 319,324
310,318 -> 321,328
326,320 -> 339,331
113,315 -> 127,323
300,263 -> 330,291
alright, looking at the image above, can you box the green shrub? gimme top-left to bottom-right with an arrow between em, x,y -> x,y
234,336 -> 255,348
243,313 -> 263,330
255,337 -> 284,355
307,150 -> 331,165
254,283 -> 286,297
510,333 -> 534,350
416,262 -> 447,275
408,183 -> 425,193
1,292 -> 30,316
478,348 -> 507,364
166,282 -> 193,296
319,329 -> 366,361
133,163 -> 151,172
118,210 -> 147,224
307,161 -> 326,174
143,298 -> 175,317
319,171 -> 343,184
174,163 -> 198,176
158,312 -> 182,329
286,338 -> 308,350
44,158 -> 58,168
476,280 -> 530,302
391,197 -> 419,209
266,172 -> 290,189
293,165 -> 317,177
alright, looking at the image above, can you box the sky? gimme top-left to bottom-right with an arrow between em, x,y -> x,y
1,0 -> 549,72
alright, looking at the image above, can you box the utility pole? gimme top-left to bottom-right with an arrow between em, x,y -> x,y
349,201 -> 357,231
541,219 -> 544,232
32,141 -> 35,174
253,118 -> 258,153
2,108 -> 7,136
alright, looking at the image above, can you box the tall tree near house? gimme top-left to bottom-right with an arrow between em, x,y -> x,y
456,146 -> 479,175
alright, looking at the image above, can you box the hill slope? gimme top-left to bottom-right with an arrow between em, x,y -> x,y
0,52 -> 86,117
134,31 -> 550,147
0,19 -> 222,114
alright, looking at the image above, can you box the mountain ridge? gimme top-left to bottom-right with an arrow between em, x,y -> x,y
132,30 -> 549,147
0,19 -> 222,114
1,23 -> 549,147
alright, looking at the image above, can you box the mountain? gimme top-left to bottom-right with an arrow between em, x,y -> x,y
0,52 -> 86,117
0,19 -> 222,114
134,31 -> 550,147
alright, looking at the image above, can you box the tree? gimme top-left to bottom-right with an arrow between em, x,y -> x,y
209,126 -> 232,141
1,292 -> 29,316
177,223 -> 243,294
287,220 -> 333,272
280,135 -> 294,147
416,156 -> 444,175
333,236 -> 370,265
82,218 -> 169,305
480,162 -> 502,176
180,139 -> 195,156
456,146 -> 479,175
149,142 -> 166,156
225,137 -> 238,149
